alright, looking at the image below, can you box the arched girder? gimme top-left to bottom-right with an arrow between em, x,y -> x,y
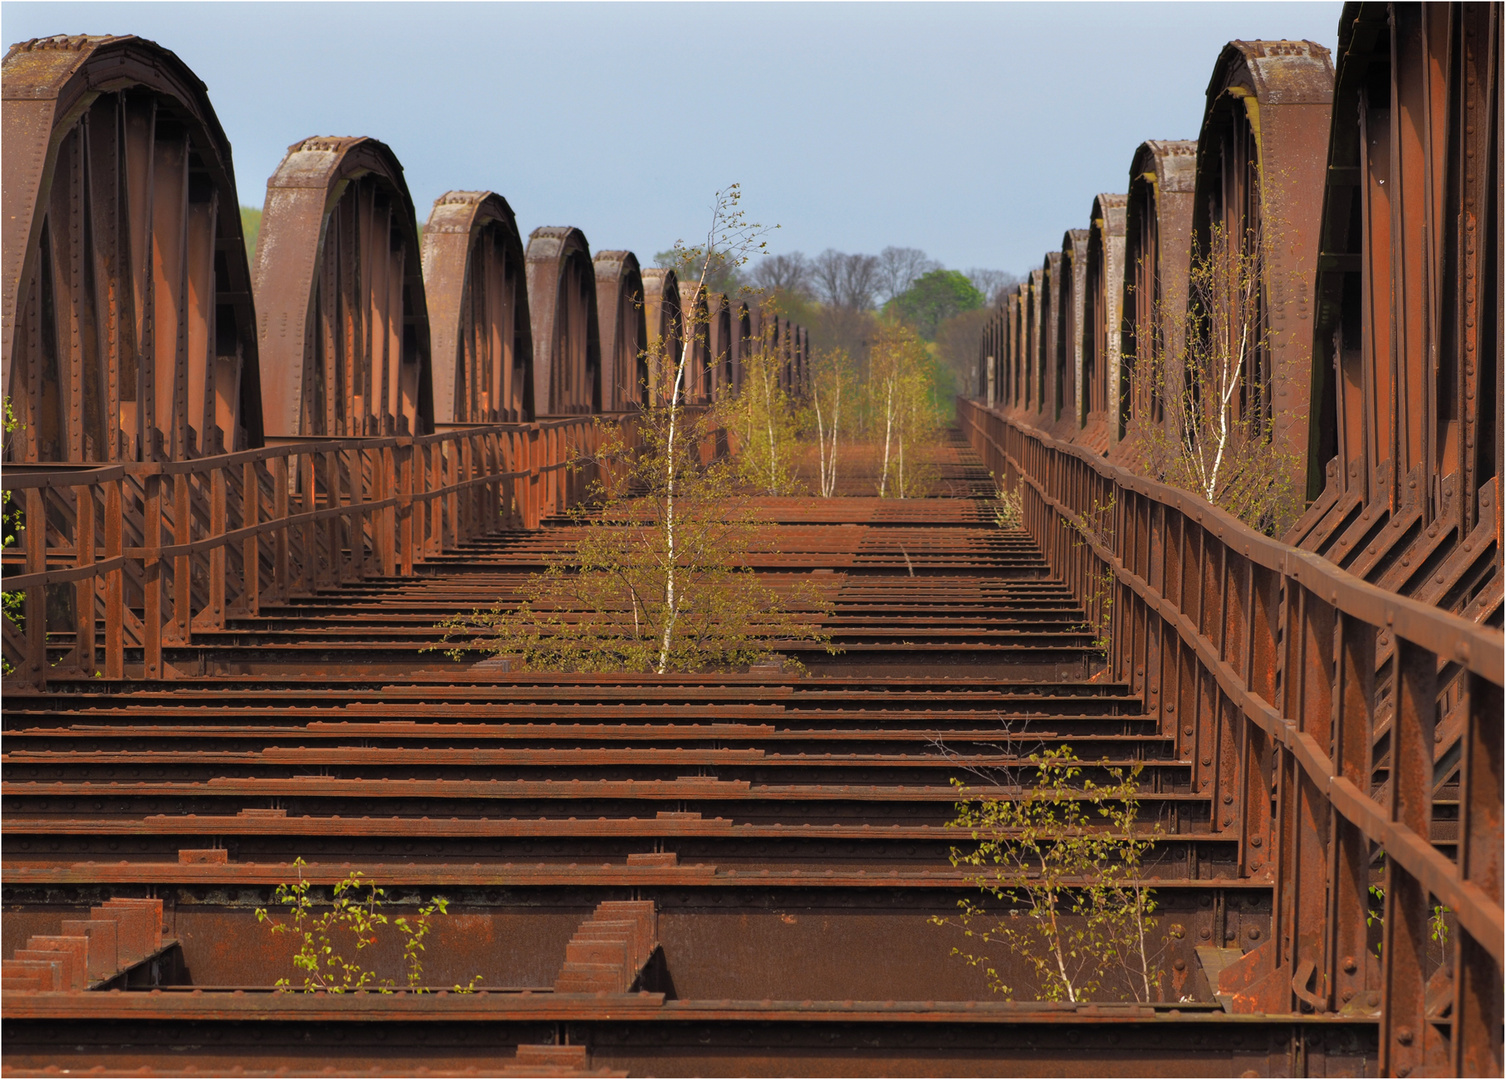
1295,3 -> 1501,627
640,268 -> 681,401
254,135 -> 433,438
676,280 -> 712,404
733,299 -> 752,394
1190,39 -> 1333,477
783,313 -> 795,394
1052,228 -> 1091,441
1121,139 -> 1197,448
1001,287 -> 1021,410
592,250 -> 647,412
707,292 -> 734,400
2,33 -> 263,462
526,226 -> 601,417
421,190 -> 532,424
1081,192 -> 1128,454
1026,267 -> 1045,415
1040,250 -> 1063,423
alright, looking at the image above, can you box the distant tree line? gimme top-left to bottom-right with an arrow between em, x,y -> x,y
672,246 -> 1019,415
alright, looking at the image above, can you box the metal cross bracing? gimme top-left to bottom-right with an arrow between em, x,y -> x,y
961,397 -> 1502,1076
1291,3 -> 1504,630
2,435 -> 1377,1075
423,191 -> 534,425
964,13 -> 1504,1068
2,7 -> 1502,1075
0,31 -> 809,690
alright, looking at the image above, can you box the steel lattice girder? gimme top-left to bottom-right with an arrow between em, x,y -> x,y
1294,2 -> 1503,630
525,225 -> 602,417
423,190 -> 534,424
1118,139 -> 1197,458
254,135 -> 435,439
592,249 -> 648,412
1,34 -> 264,464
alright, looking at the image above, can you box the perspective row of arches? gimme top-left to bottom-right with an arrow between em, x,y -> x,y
1,34 -> 809,464
979,2 -> 1501,624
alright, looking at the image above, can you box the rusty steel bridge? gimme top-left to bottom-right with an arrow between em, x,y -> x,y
2,4 -> 1503,1076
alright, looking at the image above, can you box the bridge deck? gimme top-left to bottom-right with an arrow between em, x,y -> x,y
0,436 -> 1377,1076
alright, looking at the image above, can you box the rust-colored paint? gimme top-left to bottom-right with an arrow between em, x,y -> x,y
525,226 -> 601,417
1118,139 -> 1197,461
1081,193 -> 1128,454
639,266 -> 681,399
254,135 -> 434,438
1049,228 -> 1091,443
1295,3 -> 1502,635
2,34 -> 263,463
1189,40 -> 1334,487
422,191 -> 533,424
961,395 -> 1503,1075
592,250 -> 647,412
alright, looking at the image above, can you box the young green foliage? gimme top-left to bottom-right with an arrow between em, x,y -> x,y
933,746 -> 1165,1003
254,859 -> 481,993
440,186 -> 835,676
439,405 -> 835,674
867,322 -> 942,498
2,398 -> 24,665
992,482 -> 1024,532
727,298 -> 803,496
807,347 -> 856,498
1126,219 -> 1303,536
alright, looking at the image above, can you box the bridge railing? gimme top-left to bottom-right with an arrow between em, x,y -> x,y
0,415 -> 618,686
960,395 -> 1503,1074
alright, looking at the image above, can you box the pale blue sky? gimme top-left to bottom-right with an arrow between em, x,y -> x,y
3,2 -> 1341,277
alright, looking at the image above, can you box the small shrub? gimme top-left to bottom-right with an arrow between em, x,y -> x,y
932,745 -> 1165,1003
254,859 -> 481,993
993,485 -> 1023,531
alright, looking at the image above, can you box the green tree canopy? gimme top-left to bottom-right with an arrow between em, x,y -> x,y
887,269 -> 984,340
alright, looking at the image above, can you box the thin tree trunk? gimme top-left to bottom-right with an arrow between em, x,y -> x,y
878,377 -> 895,497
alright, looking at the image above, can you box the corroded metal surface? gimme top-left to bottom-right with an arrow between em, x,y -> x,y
1190,39 -> 1334,477
592,250 -> 647,411
1025,268 -> 1045,416
962,396 -> 1504,1078
639,267 -> 681,398
1049,228 -> 1090,442
422,191 -> 533,423
1,34 -> 263,462
1039,251 -> 1063,425
255,135 -> 433,438
1118,139 -> 1197,461
525,226 -> 601,416
675,279 -> 712,403
0,13 -> 1500,1077
1293,2 -> 1503,634
1080,193 -> 1127,453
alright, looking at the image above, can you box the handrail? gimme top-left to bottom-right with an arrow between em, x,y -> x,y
1,416 -> 626,685
960,396 -> 1503,1056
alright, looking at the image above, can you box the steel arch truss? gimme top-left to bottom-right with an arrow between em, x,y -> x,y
2,34 -> 263,464
254,135 -> 434,439
1120,139 -> 1197,454
525,226 -> 602,417
1190,40 -> 1335,475
592,250 -> 647,412
1294,2 -> 1503,635
422,190 -> 534,424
